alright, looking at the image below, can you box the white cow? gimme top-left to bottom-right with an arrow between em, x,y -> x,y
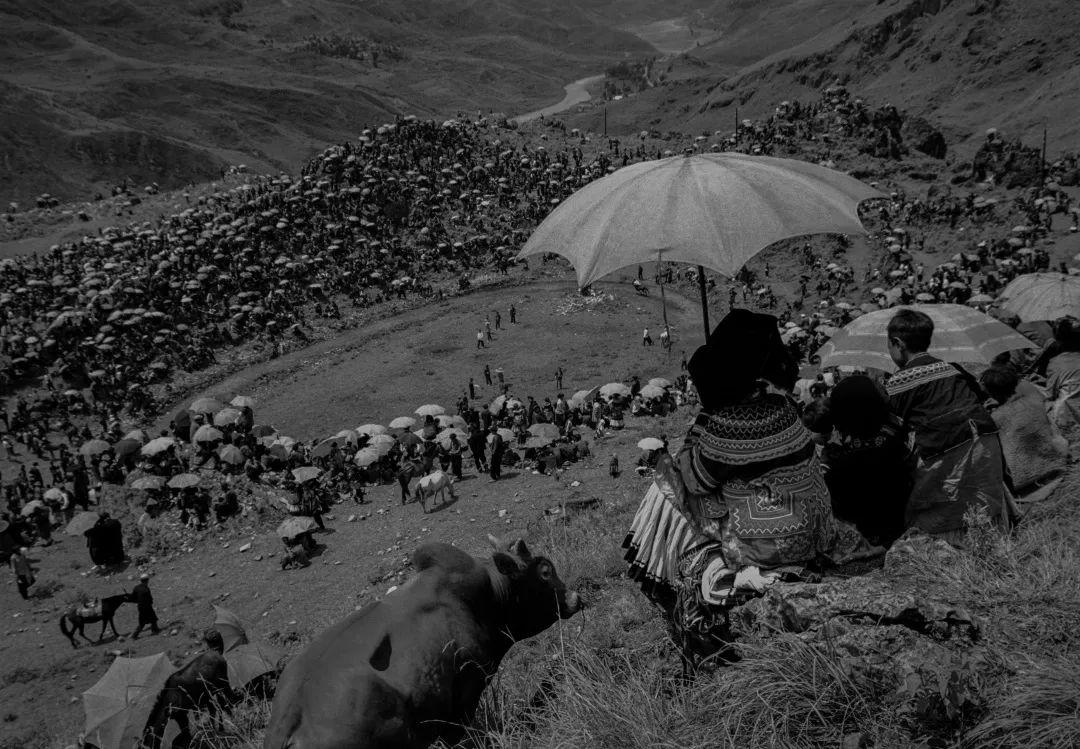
414,470 -> 457,512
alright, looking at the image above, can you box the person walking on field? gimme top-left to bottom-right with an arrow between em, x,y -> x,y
476,330 -> 485,349
488,426 -> 505,481
484,364 -> 492,386
10,547 -> 34,600
642,327 -> 653,346
131,573 -> 160,638
468,378 -> 476,399
555,367 -> 564,390
485,317 -> 493,341
494,310 -> 502,330
509,304 -> 517,324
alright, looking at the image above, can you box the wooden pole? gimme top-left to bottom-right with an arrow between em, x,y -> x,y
697,265 -> 710,338
658,251 -> 670,353
1041,121 -> 1048,186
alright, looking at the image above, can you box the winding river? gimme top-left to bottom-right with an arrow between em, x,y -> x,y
511,74 -> 606,124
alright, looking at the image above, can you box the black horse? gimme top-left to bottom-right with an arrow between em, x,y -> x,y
142,631 -> 236,749
59,592 -> 135,648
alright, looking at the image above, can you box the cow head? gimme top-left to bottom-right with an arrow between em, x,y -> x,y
488,535 -> 582,641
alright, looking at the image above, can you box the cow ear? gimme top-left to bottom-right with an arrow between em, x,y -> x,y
492,551 -> 523,576
487,533 -> 503,551
511,539 -> 532,561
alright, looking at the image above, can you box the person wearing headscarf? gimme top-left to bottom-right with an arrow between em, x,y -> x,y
820,376 -> 915,547
623,310 -> 873,664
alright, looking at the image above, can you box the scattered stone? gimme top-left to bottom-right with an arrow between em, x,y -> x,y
170,629 -> 179,636
570,480 -> 581,487
254,555 -> 263,561
239,543 -> 251,552
498,509 -> 507,518
347,514 -> 357,522
208,571 -> 216,577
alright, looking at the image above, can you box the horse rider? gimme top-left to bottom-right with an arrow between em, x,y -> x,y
131,572 -> 160,638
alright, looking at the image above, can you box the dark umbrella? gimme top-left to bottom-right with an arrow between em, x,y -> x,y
113,438 -> 142,458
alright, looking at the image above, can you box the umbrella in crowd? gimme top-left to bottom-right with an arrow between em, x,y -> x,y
132,475 -> 166,491
292,466 -> 322,484
435,428 -> 468,449
637,437 -> 665,451
190,397 -> 224,414
277,516 -> 319,539
141,437 -> 176,457
230,395 -> 256,409
80,439 -> 112,457
388,416 -> 417,430
213,408 -> 241,427
639,384 -> 666,400
816,304 -> 1039,372
225,642 -> 282,691
193,425 -> 224,443
415,404 -> 446,417
488,428 -> 515,444
113,438 -> 142,457
66,512 -> 100,536
647,377 -> 672,388
998,272 -> 1080,321
355,423 -> 388,436
353,447 -> 382,467
44,487 -> 65,501
167,473 -> 201,489
568,387 -> 599,408
519,153 -> 881,334
212,605 -> 250,652
219,445 -> 244,465
599,382 -> 631,400
82,653 -> 174,749
20,500 -> 45,516
123,429 -> 149,444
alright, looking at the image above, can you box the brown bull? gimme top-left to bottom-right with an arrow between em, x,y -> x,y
263,536 -> 581,749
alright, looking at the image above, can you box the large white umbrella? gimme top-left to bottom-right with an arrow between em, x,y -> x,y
518,153 -> 881,334
998,273 -> 1080,321
83,653 -> 174,749
816,304 -> 1039,372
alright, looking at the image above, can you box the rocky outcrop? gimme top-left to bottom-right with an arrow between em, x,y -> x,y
901,116 -> 948,159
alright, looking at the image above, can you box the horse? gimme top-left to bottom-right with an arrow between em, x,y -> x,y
142,644 -> 236,749
59,592 -> 135,648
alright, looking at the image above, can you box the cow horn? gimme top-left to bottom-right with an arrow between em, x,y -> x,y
487,534 -> 502,550
511,539 -> 532,560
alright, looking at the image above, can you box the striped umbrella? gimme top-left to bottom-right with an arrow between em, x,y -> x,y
998,273 -> 1080,322
815,304 -> 1038,372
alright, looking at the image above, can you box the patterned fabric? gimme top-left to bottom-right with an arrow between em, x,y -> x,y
689,397 -> 810,469
885,359 -> 957,396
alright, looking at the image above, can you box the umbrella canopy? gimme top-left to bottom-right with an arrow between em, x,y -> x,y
190,397 -> 224,413
212,604 -> 250,652
44,487 -> 65,501
291,466 -> 322,484
230,395 -> 256,409
414,404 -> 446,417
599,382 -> 631,400
141,437 -> 176,457
123,429 -> 149,444
225,642 -> 282,691
488,428 -> 515,444
277,515 -> 318,539
355,423 -> 388,436
647,377 -> 672,388
113,438 -> 142,458
388,416 -> 417,430
568,387 -> 599,408
353,447 -> 382,467
20,500 -> 45,516
518,153 -> 880,288
219,445 -> 244,465
213,408 -> 242,427
83,653 -> 174,749
637,437 -> 665,451
998,273 -> 1080,321
639,384 -> 666,400
167,473 -> 201,489
816,304 -> 1039,372
131,475 -> 166,491
66,511 -> 99,536
193,425 -> 224,443
435,428 -> 468,449
528,423 -> 560,441
80,439 -> 112,457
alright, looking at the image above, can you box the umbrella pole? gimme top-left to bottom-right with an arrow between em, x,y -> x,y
697,265 -> 710,338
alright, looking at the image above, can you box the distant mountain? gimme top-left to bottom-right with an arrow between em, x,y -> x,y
0,0 -> 664,203
569,0 -> 1080,158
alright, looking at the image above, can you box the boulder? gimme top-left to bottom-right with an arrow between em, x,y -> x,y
901,116 -> 947,159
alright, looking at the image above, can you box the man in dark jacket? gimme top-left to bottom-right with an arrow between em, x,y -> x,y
131,572 -> 160,637
488,426 -> 504,481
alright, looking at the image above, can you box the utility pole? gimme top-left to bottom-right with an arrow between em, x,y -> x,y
734,106 -> 739,144
1041,121 -> 1048,186
604,106 -> 608,138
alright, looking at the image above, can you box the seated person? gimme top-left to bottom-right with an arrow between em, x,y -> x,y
1045,317 -> 1080,440
821,376 -> 914,547
884,309 -> 1012,537
981,363 -> 1067,498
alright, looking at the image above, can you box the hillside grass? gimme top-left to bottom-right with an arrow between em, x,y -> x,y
188,461 -> 1080,749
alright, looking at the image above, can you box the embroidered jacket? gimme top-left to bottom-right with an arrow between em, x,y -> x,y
885,353 -> 996,459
